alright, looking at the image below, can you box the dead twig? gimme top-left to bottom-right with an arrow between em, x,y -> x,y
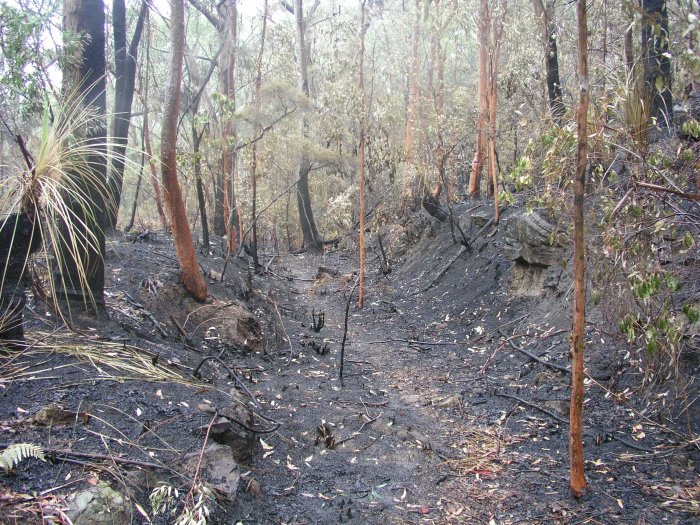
339,279 -> 359,386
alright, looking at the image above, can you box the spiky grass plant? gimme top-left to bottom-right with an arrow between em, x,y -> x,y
619,67 -> 652,151
0,87 -> 137,320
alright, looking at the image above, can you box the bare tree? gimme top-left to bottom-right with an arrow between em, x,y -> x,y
570,0 -> 590,499
468,0 -> 488,198
358,0 -> 367,308
292,0 -> 323,252
401,0 -> 423,209
160,0 -> 207,301
250,0 -> 269,268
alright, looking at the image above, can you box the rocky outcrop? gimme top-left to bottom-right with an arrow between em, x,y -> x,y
504,211 -> 563,267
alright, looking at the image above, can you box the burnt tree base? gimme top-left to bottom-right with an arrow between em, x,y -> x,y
0,213 -> 41,346
422,194 -> 449,222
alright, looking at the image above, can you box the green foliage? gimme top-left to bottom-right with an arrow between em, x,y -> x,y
681,119 -> 700,140
150,482 -> 213,525
683,304 -> 700,324
150,483 -> 179,516
0,443 -> 46,472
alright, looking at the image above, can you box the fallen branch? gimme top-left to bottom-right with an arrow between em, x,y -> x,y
495,392 -> 567,424
497,328 -> 571,375
635,181 -> 700,202
494,394 -> 655,453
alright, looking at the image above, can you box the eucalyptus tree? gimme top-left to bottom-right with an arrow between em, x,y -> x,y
160,0 -> 208,301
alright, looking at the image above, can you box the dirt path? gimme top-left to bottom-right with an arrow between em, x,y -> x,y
234,254 -> 547,524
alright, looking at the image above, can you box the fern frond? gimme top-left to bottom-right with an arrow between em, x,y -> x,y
0,443 -> 46,471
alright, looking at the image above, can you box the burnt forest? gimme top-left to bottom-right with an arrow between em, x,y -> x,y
0,0 -> 699,524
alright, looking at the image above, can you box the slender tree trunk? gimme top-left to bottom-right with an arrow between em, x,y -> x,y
532,0 -> 565,123
570,0 -> 590,499
143,105 -> 168,230
193,126 -> 209,250
642,0 -> 672,134
358,0 -> 367,309
487,3 -> 505,223
469,0 -> 489,198
107,0 -> 147,229
401,0 -> 422,208
141,15 -> 168,231
160,0 -> 207,301
431,0 -> 445,202
224,1 -> 241,253
250,0 -> 268,269
294,0 -> 322,252
59,0 -> 107,309
126,131 -> 146,232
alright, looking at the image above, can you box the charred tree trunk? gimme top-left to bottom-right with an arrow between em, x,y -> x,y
193,126 -> 209,250
160,0 -> 207,301
532,0 -> 565,123
60,0 -> 107,309
106,0 -> 147,229
642,0 -> 673,135
294,0 -> 322,253
0,214 -> 41,344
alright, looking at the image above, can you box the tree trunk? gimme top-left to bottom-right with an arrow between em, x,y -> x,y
358,0 -> 367,309
59,0 -> 107,309
401,0 -> 422,209
141,16 -> 168,231
431,0 -> 445,202
469,0 -> 489,198
642,0 -> 672,134
250,0 -> 268,269
160,0 -> 207,302
570,0 -> 590,499
107,0 -> 147,229
143,103 -> 168,231
223,0 -> 241,253
532,0 -> 565,123
126,128 -> 146,232
487,2 -> 505,223
294,0 -> 322,253
193,126 -> 209,250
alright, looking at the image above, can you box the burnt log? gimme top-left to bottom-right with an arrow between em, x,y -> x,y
421,194 -> 448,222
0,213 -> 41,344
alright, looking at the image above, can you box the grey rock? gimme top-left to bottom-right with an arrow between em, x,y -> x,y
66,481 -> 132,525
183,442 -> 240,498
504,211 -> 563,267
